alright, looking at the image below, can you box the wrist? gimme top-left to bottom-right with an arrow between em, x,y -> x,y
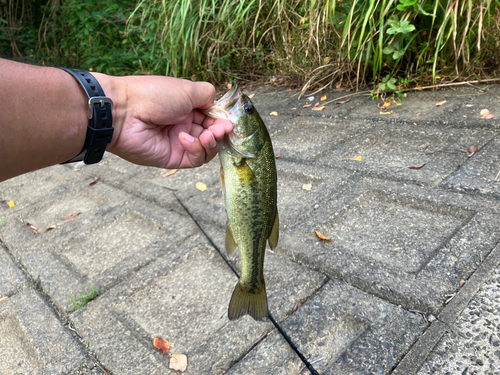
92,73 -> 127,154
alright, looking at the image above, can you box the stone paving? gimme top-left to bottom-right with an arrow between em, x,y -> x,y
1,83 -> 500,374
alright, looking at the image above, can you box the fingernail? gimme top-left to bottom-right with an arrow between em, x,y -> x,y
182,133 -> 194,143
209,135 -> 217,148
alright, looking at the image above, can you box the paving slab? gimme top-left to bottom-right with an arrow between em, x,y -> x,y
315,121 -> 497,186
0,165 -> 86,214
269,117 -> 371,163
0,176 -> 198,314
228,279 -> 427,375
440,133 -> 500,198
275,177 -> 500,314
1,83 -> 500,375
0,246 -> 28,297
71,233 -> 327,374
416,267 -> 500,375
351,85 -> 500,128
0,288 -> 94,374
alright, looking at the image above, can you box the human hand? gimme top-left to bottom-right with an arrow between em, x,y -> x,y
95,74 -> 232,169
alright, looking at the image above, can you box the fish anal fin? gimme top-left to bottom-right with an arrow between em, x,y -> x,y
225,222 -> 238,257
228,282 -> 268,321
268,210 -> 279,250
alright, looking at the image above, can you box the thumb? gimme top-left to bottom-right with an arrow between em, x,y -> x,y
189,81 -> 216,110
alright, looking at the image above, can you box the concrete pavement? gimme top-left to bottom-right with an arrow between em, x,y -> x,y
1,83 -> 499,374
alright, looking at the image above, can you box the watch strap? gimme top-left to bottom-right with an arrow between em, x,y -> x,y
59,68 -> 114,164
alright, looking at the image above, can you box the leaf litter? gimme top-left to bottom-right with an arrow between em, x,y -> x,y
153,337 -> 170,354
162,169 -> 178,178
480,109 -> 494,119
315,231 -> 333,242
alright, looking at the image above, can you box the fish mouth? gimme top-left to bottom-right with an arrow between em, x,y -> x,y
201,84 -> 243,121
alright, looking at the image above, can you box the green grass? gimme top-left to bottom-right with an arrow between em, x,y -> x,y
68,283 -> 99,310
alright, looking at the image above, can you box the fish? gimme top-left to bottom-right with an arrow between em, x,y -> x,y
202,84 -> 279,321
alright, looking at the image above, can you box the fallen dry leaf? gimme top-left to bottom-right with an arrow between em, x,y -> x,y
270,111 -> 278,116
311,106 -> 326,111
286,88 -> 293,92
26,223 -> 38,231
435,100 -> 447,107
227,83 -> 232,89
314,102 -> 320,107
89,177 -> 99,186
315,231 -> 333,242
302,184 -> 312,191
153,337 -> 170,354
162,169 -> 178,178
468,145 -> 478,156
8,200 -> 15,208
336,99 -> 350,104
44,225 -> 57,232
480,109 -> 494,119
335,82 -> 341,89
349,156 -> 362,161
460,279 -> 466,287
195,182 -> 207,191
303,104 -> 312,108
291,107 -> 297,110
248,93 -> 255,99
169,354 -> 188,372
61,212 -> 80,220
275,153 -> 282,159
0,296 -> 8,303
291,300 -> 304,314
381,100 -> 392,110
408,164 -> 426,170
320,95 -> 327,101
379,111 -> 393,115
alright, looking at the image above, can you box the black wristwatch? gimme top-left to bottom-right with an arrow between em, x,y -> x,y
59,68 -> 114,164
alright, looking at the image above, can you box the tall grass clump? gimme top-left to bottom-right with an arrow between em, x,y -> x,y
128,0 -> 500,89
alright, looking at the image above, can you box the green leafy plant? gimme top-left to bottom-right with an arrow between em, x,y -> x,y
2,0 -> 499,90
68,283 -> 99,310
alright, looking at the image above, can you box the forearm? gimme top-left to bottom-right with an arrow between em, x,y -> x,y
1,58 -> 232,180
0,59 -> 91,181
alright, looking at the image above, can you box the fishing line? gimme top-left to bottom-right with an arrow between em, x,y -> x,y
175,195 -> 320,375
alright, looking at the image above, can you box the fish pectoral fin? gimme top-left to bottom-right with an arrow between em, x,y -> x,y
268,210 -> 279,250
234,159 -> 256,184
228,282 -> 268,321
220,165 -> 225,192
225,222 -> 238,257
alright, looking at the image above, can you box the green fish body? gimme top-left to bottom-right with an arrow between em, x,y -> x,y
202,85 -> 279,321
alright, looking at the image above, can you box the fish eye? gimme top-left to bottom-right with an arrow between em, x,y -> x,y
244,103 -> 254,115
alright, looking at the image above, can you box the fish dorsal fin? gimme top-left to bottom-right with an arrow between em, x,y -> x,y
225,222 -> 238,257
268,210 -> 279,249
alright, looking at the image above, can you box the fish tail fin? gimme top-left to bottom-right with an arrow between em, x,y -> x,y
228,282 -> 268,322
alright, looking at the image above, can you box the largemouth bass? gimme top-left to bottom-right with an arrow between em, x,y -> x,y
202,84 -> 279,321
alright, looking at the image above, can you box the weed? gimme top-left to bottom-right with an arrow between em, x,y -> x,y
68,283 -> 99,310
